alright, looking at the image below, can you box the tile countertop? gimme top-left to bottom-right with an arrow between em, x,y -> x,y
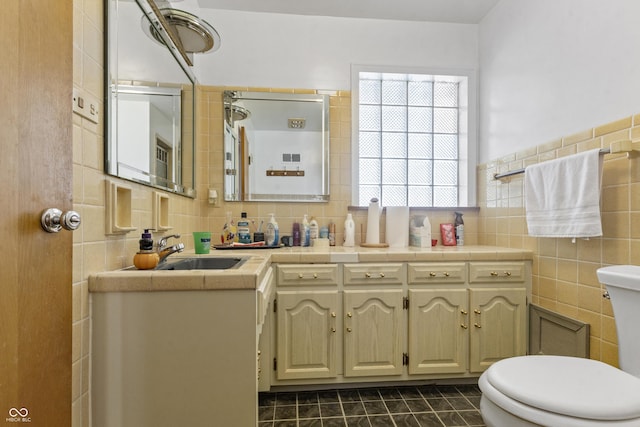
88,245 -> 533,293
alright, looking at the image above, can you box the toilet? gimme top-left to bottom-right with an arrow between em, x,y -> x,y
479,265 -> 640,427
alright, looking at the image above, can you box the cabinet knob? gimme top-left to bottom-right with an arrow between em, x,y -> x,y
331,327 -> 336,333
444,272 -> 450,277
461,324 -> 468,329
429,272 -> 436,277
490,271 -> 499,276
504,271 -> 512,277
474,309 -> 481,314
474,323 -> 482,329
365,273 -> 371,278
298,273 -> 304,279
379,272 -> 385,278
346,327 -> 352,332
347,312 -> 352,318
331,312 -> 336,318
461,309 -> 468,315
313,273 -> 318,279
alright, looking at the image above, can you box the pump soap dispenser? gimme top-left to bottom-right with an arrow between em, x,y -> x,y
133,229 -> 159,270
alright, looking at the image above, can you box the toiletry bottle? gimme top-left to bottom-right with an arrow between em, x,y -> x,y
133,229 -> 159,270
292,222 -> 301,246
328,222 -> 336,246
454,212 -> 464,246
265,213 -> 279,246
254,219 -> 265,243
309,217 -> 319,243
238,212 -> 251,243
423,216 -> 432,246
344,213 -> 355,247
221,211 -> 236,244
302,214 -> 311,247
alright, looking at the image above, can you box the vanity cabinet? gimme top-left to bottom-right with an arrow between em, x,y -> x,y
468,262 -> 527,372
343,263 -> 405,377
275,264 -> 339,380
271,259 -> 529,386
407,262 -> 527,375
276,290 -> 340,379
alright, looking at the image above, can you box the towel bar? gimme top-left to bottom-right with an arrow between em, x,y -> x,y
492,138 -> 640,180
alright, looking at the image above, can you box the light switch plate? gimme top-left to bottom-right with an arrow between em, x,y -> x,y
72,88 -> 99,124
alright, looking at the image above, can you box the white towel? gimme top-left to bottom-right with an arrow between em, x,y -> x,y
525,148 -> 603,238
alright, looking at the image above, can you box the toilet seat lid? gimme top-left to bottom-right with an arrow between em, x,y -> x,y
485,355 -> 640,421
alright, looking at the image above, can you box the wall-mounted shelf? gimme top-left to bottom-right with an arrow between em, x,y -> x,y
266,170 -> 305,177
105,180 -> 136,235
153,191 -> 172,232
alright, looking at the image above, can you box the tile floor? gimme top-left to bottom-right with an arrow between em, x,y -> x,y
258,384 -> 485,427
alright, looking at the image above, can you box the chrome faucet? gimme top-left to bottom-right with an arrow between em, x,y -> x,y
156,234 -> 184,263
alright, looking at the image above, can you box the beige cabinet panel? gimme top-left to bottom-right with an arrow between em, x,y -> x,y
343,289 -> 404,377
277,264 -> 339,286
408,263 -> 467,284
344,263 -> 404,285
408,289 -> 469,375
469,262 -> 526,283
276,290 -> 339,380
469,287 -> 527,373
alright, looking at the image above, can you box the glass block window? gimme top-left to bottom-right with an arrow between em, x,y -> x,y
355,72 -> 466,207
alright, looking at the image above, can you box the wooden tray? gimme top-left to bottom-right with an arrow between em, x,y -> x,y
359,243 -> 389,248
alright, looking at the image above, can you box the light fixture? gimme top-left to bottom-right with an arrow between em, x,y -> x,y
143,8 -> 221,54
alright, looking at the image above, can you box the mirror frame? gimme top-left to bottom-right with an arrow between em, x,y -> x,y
223,90 -> 330,203
104,0 -> 197,198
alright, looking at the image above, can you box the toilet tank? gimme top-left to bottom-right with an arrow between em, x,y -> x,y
597,265 -> 640,378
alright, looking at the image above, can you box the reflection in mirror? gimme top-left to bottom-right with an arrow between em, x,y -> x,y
105,0 -> 196,197
223,91 -> 330,202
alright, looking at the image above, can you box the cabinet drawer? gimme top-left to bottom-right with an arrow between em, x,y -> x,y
277,264 -> 339,286
344,263 -> 404,285
408,263 -> 466,284
469,262 -> 526,283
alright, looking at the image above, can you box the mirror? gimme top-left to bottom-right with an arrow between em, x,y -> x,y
223,91 -> 330,202
105,0 -> 196,197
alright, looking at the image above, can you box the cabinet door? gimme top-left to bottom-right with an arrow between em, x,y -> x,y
469,288 -> 527,373
408,289 -> 468,375
344,290 -> 404,377
276,291 -> 339,380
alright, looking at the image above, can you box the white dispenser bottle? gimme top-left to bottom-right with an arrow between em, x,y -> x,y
265,213 -> 279,246
309,217 -> 319,244
344,213 -> 355,247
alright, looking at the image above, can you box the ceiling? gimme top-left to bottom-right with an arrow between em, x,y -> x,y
194,0 -> 501,24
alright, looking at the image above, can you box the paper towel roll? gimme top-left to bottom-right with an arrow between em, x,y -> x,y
386,206 -> 410,248
366,199 -> 381,244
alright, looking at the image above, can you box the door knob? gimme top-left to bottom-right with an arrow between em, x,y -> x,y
40,208 -> 81,233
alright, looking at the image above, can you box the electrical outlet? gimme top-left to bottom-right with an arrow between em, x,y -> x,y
72,88 -> 99,124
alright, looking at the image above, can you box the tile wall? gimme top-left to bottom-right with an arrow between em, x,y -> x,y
198,86 -> 479,246
478,114 -> 640,367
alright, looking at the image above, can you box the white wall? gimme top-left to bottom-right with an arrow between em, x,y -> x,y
195,10 -> 479,90
478,0 -> 640,163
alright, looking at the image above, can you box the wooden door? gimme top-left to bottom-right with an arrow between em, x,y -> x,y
0,1 -> 73,426
343,289 -> 404,377
408,289 -> 468,375
469,288 -> 527,373
276,291 -> 339,380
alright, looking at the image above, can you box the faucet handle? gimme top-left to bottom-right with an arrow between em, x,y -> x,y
157,234 -> 182,249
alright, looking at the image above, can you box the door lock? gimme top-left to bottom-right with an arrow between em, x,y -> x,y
40,208 -> 81,233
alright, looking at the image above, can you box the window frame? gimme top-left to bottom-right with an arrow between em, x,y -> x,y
351,64 -> 477,207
